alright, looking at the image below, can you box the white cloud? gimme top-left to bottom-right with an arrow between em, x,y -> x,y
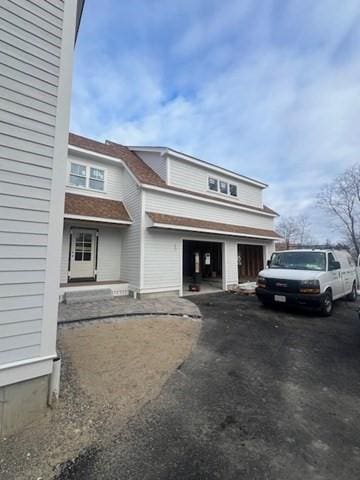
71,0 -> 360,241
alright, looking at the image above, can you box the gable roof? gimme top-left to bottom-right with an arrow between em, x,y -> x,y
69,133 -> 165,187
68,133 -> 278,217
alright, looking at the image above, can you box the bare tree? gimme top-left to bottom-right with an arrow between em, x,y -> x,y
317,165 -> 360,256
277,215 -> 313,248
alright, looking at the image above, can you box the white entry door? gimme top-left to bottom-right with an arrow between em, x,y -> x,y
70,229 -> 96,280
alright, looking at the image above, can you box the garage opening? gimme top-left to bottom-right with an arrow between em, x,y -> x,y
238,244 -> 264,283
183,240 -> 223,295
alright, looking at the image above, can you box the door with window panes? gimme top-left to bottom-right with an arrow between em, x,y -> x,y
70,229 -> 96,280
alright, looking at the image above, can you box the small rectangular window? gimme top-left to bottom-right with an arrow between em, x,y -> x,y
89,167 -> 105,191
229,184 -> 237,196
208,177 -> 218,191
219,181 -> 228,194
69,162 -> 86,188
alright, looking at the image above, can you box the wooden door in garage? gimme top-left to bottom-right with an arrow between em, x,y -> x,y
238,245 -> 264,282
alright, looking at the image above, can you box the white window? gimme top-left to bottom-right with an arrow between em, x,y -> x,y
89,167 -> 105,191
208,177 -> 218,192
229,184 -> 237,197
219,181 -> 228,194
208,175 -> 238,198
69,163 -> 105,191
70,163 -> 86,188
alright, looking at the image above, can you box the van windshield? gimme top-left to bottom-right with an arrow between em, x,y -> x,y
270,251 -> 326,271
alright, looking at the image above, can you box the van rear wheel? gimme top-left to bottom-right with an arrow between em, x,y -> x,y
321,290 -> 333,316
346,282 -> 357,302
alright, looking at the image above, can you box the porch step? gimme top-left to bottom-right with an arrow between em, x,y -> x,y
63,288 -> 113,305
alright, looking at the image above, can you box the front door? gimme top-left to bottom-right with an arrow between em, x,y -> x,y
70,229 -> 96,280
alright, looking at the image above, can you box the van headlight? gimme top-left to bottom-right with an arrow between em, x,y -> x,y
299,280 -> 320,294
257,275 -> 266,288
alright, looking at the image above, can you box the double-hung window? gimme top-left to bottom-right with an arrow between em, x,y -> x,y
70,163 -> 87,187
69,162 -> 105,191
89,167 -> 105,191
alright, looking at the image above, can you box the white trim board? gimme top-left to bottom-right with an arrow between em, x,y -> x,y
64,214 -> 132,225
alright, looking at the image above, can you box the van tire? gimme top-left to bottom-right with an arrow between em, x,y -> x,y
321,290 -> 333,317
346,282 -> 357,302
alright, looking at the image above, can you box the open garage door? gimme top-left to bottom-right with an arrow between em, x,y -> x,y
238,244 -> 264,282
183,240 -> 223,295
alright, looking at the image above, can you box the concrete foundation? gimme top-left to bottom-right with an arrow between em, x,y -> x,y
0,375 -> 49,436
138,290 -> 181,299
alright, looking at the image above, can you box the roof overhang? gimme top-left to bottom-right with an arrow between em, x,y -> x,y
146,212 -> 281,241
75,0 -> 85,43
64,192 -> 132,225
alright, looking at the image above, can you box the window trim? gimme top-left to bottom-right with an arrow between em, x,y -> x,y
68,161 -> 106,193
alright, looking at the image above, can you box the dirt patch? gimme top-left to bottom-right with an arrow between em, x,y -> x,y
0,315 -> 200,480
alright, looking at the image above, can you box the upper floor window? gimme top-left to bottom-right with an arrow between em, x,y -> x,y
69,162 -> 105,191
229,184 -> 237,197
208,177 -> 218,192
208,176 -> 238,198
219,181 -> 228,194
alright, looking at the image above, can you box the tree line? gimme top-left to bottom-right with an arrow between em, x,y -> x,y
277,164 -> 360,257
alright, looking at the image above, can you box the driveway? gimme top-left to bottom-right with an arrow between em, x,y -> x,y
57,293 -> 360,480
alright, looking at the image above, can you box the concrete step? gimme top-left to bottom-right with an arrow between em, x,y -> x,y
63,288 -> 113,305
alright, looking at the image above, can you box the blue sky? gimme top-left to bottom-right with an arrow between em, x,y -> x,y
70,0 -> 360,241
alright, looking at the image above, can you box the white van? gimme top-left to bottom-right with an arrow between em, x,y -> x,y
256,249 -> 357,316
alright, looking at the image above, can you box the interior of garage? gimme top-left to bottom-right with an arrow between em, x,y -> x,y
183,240 -> 223,295
237,244 -> 264,282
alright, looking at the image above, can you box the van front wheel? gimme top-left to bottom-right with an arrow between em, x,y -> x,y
321,290 -> 333,316
346,282 -> 357,302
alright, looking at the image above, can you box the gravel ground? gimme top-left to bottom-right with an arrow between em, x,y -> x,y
52,292 -> 360,480
0,315 -> 200,480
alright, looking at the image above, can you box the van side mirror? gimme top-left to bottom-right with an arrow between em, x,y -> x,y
267,260 -> 271,268
329,261 -> 341,271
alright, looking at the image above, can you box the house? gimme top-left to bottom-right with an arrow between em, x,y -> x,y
0,0 -> 84,435
60,133 -> 280,299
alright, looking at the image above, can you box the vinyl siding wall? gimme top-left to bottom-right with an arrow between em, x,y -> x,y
120,171 -> 142,290
0,0 -> 77,382
0,0 -> 65,366
168,156 -> 263,208
66,152 -> 124,200
145,190 -> 275,230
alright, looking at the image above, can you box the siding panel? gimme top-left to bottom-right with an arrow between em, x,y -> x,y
120,171 -> 141,289
145,191 -> 274,230
168,157 -> 263,208
0,320 -> 42,338
0,345 -> 40,364
0,0 -> 65,367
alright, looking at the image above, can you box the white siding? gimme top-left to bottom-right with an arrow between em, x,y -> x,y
134,151 -> 167,181
120,171 -> 142,290
145,190 -> 275,230
168,156 -> 263,208
143,229 -> 181,291
97,226 -> 122,281
66,152 -> 124,200
0,0 -> 77,378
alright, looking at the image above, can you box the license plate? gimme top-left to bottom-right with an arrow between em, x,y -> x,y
274,295 -> 286,303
